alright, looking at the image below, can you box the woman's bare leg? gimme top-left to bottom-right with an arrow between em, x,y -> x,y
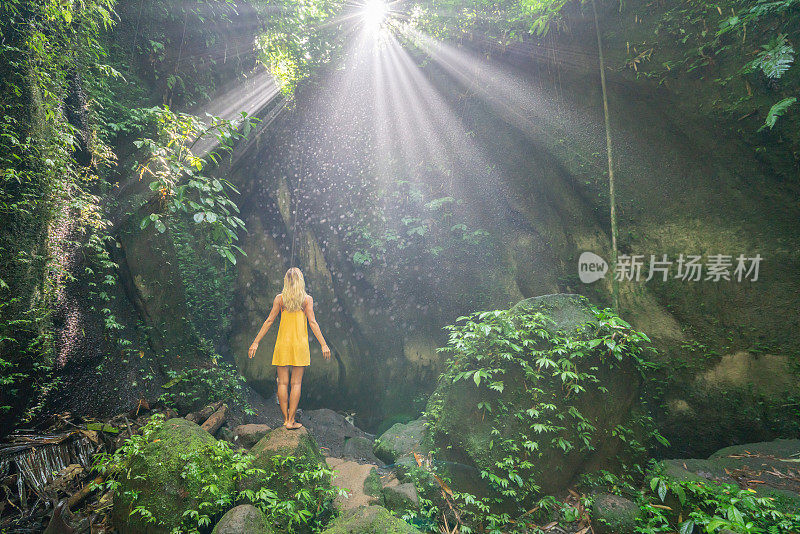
276,366 -> 290,424
286,366 -> 304,429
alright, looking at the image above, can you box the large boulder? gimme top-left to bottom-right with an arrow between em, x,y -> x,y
342,436 -> 381,464
233,423 -> 271,449
212,504 -> 273,534
425,294 -> 647,500
299,409 -> 375,458
381,482 -> 419,514
325,457 -> 380,511
321,505 -> 422,534
373,418 -> 427,465
111,418 -> 235,533
591,493 -> 639,534
240,426 -> 327,496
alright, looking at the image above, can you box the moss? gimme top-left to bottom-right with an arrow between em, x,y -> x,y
240,426 -> 328,498
591,494 -> 639,534
321,505 -> 421,534
212,504 -> 274,534
111,418 -> 235,533
363,469 -> 383,498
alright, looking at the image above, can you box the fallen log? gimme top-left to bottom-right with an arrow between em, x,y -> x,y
67,476 -> 102,510
186,401 -> 224,424
200,404 -> 229,436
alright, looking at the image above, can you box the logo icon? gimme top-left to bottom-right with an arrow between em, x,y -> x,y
578,252 -> 608,283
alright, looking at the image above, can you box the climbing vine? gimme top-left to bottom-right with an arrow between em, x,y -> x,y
420,301 -> 665,531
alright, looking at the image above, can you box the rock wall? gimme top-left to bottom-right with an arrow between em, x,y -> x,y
220,36 -> 799,448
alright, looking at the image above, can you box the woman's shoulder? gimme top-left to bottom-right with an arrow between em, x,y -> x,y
274,293 -> 283,306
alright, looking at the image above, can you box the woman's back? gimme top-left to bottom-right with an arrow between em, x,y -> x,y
272,297 -> 310,367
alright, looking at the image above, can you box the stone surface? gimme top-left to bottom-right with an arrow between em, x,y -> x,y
373,418 -> 427,464
239,426 -> 327,495
321,505 -> 421,534
233,423 -> 271,449
425,294 -> 643,496
342,436 -> 381,464
326,457 -> 380,511
300,408 -> 376,459
111,418 -> 235,533
591,493 -> 639,534
656,439 -> 800,513
381,482 -> 419,513
212,504 -> 273,534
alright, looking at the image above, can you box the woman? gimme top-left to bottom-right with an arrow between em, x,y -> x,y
248,268 -> 331,429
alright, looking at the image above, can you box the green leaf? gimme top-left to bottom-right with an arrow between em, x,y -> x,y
761,97 -> 796,131
657,480 -> 667,502
194,212 -> 205,223
679,519 -> 694,534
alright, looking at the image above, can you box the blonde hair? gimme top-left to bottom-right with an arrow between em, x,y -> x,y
281,267 -> 307,311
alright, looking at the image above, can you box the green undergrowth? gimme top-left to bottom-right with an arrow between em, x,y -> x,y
92,414 -> 340,533
638,474 -> 800,533
157,362 -> 253,416
406,301 -> 668,532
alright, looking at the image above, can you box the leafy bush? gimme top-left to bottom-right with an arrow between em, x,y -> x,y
640,474 -> 800,534
93,415 -> 341,533
158,362 -> 253,415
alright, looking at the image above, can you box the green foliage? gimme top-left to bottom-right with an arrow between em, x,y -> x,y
254,0 -> 343,96
760,97 -> 796,130
638,474 -> 800,533
134,106 -> 256,264
92,415 -> 340,533
745,34 -> 795,80
347,180 -> 489,268
157,362 -> 252,415
419,303 -> 663,531
0,0 -> 120,420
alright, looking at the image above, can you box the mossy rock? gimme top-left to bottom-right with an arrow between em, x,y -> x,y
381,482 -> 419,513
321,505 -> 421,533
425,294 -> 644,497
239,426 -> 328,496
591,493 -> 639,534
373,418 -> 427,464
212,504 -> 274,534
363,469 -> 383,498
111,418 -> 235,533
654,439 -> 800,514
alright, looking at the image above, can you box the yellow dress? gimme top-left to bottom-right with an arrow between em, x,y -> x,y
272,308 -> 311,367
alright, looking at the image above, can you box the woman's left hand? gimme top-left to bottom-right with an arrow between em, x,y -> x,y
322,345 -> 331,360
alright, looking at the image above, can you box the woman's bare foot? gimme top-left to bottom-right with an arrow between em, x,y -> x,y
284,421 -> 303,429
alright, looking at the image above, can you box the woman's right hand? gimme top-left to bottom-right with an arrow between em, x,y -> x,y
248,342 -> 258,359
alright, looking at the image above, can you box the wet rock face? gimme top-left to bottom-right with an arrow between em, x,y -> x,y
111,418 -> 235,533
425,294 -> 643,497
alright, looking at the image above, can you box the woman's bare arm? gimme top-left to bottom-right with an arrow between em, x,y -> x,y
304,296 -> 331,360
248,294 -> 282,358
